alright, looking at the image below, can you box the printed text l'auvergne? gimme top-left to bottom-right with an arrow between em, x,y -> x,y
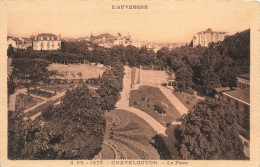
112,5 -> 148,10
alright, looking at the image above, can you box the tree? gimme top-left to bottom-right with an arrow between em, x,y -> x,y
18,84 -> 106,159
175,98 -> 246,160
8,75 -> 16,95
7,44 -> 14,58
200,47 -> 221,95
8,110 -> 27,159
97,70 -> 122,110
189,40 -> 193,47
11,58 -> 50,97
175,66 -> 194,90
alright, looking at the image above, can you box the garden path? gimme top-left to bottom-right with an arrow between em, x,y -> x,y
8,92 -> 19,112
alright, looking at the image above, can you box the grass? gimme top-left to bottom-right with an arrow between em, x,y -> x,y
164,125 -> 181,159
130,68 -> 136,88
15,94 -> 44,111
129,85 -> 181,126
48,63 -> 104,80
40,84 -> 69,93
25,96 -> 62,118
112,137 -> 150,159
115,122 -> 140,132
113,133 -> 152,146
99,143 -> 115,159
102,109 -> 160,159
172,91 -> 198,110
31,89 -> 54,98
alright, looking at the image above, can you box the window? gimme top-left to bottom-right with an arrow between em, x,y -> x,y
227,98 -> 230,103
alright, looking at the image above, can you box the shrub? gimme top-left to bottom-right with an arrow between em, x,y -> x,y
133,101 -> 138,105
153,104 -> 166,114
41,104 -> 54,121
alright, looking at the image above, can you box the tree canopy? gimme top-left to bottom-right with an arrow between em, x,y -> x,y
9,84 -> 106,159
175,98 -> 246,160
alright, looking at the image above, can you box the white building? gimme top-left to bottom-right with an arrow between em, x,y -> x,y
113,34 -> 131,47
7,36 -> 33,49
33,33 -> 61,50
192,28 -> 228,47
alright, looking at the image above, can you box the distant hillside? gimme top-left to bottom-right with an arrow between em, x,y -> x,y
94,33 -> 116,40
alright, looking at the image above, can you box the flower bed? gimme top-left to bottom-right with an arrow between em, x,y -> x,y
115,122 -> 140,132
114,133 -> 151,146
112,137 -> 149,160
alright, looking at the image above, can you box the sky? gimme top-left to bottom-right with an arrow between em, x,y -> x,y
6,0 -> 256,43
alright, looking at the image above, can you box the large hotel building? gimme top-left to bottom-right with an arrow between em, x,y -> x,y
192,28 -> 228,47
33,33 -> 61,50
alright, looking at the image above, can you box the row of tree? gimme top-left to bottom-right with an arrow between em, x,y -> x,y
97,62 -> 125,111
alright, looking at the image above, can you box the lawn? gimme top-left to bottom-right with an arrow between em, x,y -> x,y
40,84 -> 70,93
172,91 -> 198,110
98,143 -> 115,159
130,68 -> 136,88
129,85 -> 181,126
15,94 -> 44,111
48,63 -> 104,80
25,96 -> 62,118
31,89 -> 54,98
102,109 -> 160,159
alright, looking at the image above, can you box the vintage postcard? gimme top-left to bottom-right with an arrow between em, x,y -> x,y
0,0 -> 259,167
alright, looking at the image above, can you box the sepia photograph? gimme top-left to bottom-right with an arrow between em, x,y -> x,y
0,0 -> 259,166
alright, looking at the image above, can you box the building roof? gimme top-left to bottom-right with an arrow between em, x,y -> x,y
214,87 -> 231,93
223,88 -> 250,105
196,28 -> 228,35
35,33 -> 60,41
237,73 -> 250,80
